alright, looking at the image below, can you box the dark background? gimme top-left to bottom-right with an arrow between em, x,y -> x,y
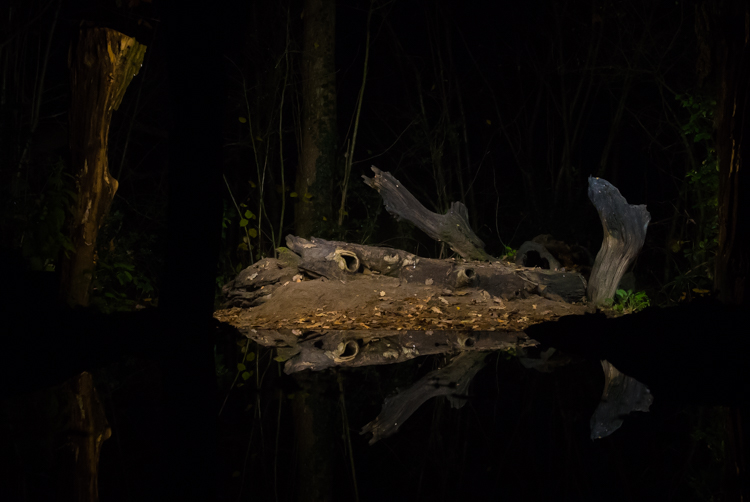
0,0 -> 730,500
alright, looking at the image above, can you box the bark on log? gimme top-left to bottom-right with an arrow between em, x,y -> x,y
516,241 -> 562,270
363,166 -> 493,261
586,177 -> 650,305
282,235 -> 586,303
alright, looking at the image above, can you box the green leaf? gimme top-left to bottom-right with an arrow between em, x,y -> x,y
247,228 -> 258,238
237,363 -> 246,371
246,352 -> 256,362
239,218 -> 249,227
242,371 -> 251,380
238,117 -> 247,123
244,210 -> 256,219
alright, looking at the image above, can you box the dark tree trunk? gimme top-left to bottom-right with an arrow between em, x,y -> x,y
293,2 -> 339,497
292,372 -> 336,502
709,2 -> 750,306
698,1 -> 750,499
295,0 -> 337,239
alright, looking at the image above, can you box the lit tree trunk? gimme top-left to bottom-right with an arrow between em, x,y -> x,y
62,26 -> 146,306
58,26 -> 145,502
295,0 -> 337,238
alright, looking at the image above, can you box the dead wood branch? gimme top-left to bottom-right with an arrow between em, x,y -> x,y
363,166 -> 493,261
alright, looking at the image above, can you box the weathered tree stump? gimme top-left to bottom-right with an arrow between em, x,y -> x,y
586,177 -> 651,305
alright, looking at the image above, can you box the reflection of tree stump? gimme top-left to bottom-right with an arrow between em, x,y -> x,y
590,360 -> 652,439
586,177 -> 650,305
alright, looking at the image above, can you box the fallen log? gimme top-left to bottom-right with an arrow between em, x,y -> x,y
215,172 -> 653,442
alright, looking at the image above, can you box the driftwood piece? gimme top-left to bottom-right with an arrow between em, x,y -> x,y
590,360 -> 653,439
216,173 -> 655,443
579,177 -> 652,439
516,269 -> 587,304
362,166 -> 493,261
286,235 -> 524,296
587,177 -> 651,305
217,233 -> 590,376
221,256 -> 301,308
360,351 -> 489,444
515,241 -> 562,270
283,235 -> 586,303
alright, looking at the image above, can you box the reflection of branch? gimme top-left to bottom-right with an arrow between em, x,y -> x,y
361,352 -> 488,444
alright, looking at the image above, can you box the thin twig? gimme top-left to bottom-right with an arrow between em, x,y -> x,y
339,0 -> 374,226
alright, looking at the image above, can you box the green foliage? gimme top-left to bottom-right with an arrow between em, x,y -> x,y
90,209 -> 160,313
688,407 -> 728,501
675,93 -> 716,144
6,159 -> 76,271
502,245 -> 517,262
216,199 -> 252,305
609,289 -> 651,313
662,93 -> 720,304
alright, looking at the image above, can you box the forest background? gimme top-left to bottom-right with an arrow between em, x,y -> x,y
0,0 -> 737,501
